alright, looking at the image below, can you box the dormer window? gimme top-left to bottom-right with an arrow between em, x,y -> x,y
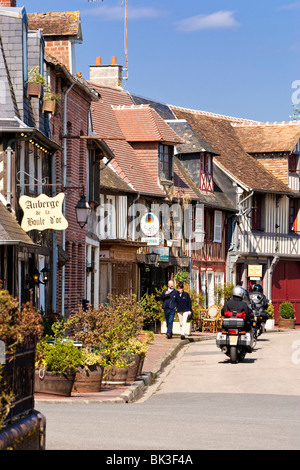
159,144 -> 173,181
200,153 -> 213,192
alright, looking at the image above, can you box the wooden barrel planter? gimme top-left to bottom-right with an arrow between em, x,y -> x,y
124,354 -> 141,383
35,369 -> 75,396
102,366 -> 128,386
278,317 -> 296,329
72,366 -> 104,393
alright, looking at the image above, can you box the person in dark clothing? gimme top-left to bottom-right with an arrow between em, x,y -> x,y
161,280 -> 177,338
221,286 -> 253,331
175,282 -> 192,339
249,284 -> 268,312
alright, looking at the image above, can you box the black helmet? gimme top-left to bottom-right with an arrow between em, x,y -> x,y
253,284 -> 263,293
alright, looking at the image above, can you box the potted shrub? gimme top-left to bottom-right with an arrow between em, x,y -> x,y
42,85 -> 61,113
27,66 -> 45,98
35,339 -> 83,396
120,337 -> 148,382
278,302 -> 296,329
72,349 -> 106,393
266,303 -> 275,330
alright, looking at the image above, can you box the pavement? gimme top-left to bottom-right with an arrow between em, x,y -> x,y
35,325 -> 295,405
34,331 -> 214,405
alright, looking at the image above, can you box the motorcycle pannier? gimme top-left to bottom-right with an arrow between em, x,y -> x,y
222,317 -> 245,329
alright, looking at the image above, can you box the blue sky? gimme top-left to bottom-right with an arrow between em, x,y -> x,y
25,0 -> 300,122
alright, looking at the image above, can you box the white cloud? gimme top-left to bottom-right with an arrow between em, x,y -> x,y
176,10 -> 240,33
84,5 -> 165,21
278,2 -> 300,10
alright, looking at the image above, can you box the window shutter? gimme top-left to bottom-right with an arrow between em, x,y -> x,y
213,210 -> 222,243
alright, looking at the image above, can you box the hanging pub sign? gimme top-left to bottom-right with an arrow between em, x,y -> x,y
140,212 -> 160,237
19,193 -> 68,232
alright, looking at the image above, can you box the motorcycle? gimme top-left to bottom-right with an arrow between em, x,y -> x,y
251,305 -> 269,339
216,311 -> 255,364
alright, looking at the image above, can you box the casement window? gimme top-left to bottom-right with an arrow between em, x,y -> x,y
252,193 -> 264,231
289,198 -> 299,233
205,210 -> 214,241
204,209 -> 223,242
200,153 -> 213,192
117,196 -> 128,239
99,195 -> 127,240
289,154 -> 299,174
213,211 -> 222,243
159,144 -> 173,181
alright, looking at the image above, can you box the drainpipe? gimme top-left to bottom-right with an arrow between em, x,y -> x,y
61,83 -> 74,317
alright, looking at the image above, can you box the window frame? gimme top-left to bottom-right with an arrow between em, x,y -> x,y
159,144 -> 174,181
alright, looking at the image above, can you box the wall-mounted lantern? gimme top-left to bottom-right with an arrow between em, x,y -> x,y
75,194 -> 91,229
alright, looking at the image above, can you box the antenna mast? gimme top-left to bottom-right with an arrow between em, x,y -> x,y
88,0 -> 128,80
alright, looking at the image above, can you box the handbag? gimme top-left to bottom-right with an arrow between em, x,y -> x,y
187,310 -> 193,321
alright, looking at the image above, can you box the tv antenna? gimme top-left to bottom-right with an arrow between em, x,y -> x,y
87,0 -> 128,80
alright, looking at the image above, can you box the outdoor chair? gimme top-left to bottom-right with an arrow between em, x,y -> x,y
201,304 -> 221,333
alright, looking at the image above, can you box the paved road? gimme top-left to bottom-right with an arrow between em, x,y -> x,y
37,330 -> 300,450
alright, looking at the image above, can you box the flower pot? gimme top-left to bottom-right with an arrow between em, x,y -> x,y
72,365 -> 104,393
265,319 -> 275,330
27,82 -> 42,98
42,100 -> 56,113
102,365 -> 128,386
161,321 -> 192,336
278,317 -> 296,329
35,369 -> 75,396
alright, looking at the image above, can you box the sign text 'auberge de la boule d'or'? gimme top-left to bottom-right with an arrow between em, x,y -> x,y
19,193 -> 68,232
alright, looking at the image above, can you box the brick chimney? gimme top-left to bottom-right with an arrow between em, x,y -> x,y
0,0 -> 16,5
90,56 -> 123,88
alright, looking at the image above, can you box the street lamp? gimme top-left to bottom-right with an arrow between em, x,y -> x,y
75,194 -> 91,228
31,266 -> 51,285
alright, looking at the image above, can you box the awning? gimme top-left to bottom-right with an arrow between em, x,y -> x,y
0,202 -> 36,247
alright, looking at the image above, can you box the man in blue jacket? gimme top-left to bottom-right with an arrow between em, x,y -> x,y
161,280 -> 177,338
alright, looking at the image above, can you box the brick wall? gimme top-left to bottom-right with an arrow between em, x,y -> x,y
130,141 -> 160,184
0,1 -> 17,6
48,65 -> 90,315
44,39 -> 71,72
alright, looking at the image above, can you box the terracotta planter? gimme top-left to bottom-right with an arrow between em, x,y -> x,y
102,366 -> 128,386
42,99 -> 56,113
27,82 -> 42,98
35,369 -> 75,396
278,317 -> 296,329
72,365 -> 104,393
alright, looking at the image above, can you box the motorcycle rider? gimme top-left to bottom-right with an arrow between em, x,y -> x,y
249,283 -> 269,326
249,284 -> 268,311
221,286 -> 254,331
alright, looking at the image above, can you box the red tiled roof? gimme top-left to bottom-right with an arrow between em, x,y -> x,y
112,105 -> 184,144
89,84 -> 166,196
232,121 -> 300,153
27,11 -> 81,37
171,106 -> 293,194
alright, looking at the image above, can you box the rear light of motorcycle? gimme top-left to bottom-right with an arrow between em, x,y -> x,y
228,329 -> 238,335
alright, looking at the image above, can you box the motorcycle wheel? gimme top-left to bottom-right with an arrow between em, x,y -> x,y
257,328 -> 262,337
229,346 -> 238,364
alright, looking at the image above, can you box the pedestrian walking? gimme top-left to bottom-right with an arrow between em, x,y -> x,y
161,280 -> 177,338
175,282 -> 192,339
